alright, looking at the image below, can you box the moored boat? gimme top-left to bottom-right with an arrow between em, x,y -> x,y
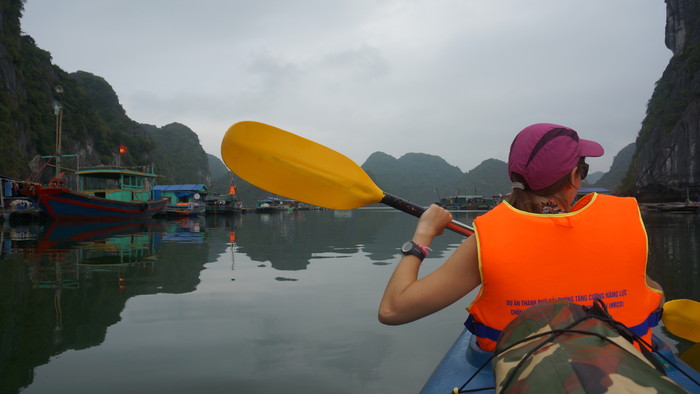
19,85 -> 167,221
654,202 -> 699,212
205,195 -> 245,215
254,197 -> 308,212
421,328 -> 700,393
21,165 -> 167,221
256,197 -> 282,212
205,179 -> 246,215
436,195 -> 493,211
279,199 -> 300,211
152,184 -> 207,217
162,201 -> 206,216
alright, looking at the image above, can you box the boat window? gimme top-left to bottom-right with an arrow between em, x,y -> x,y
81,176 -> 117,191
122,175 -> 144,189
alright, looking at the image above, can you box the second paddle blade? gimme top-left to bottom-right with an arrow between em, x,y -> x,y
663,299 -> 700,342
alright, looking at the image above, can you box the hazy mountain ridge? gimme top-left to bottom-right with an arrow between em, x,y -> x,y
595,143 -> 635,191
362,153 -> 511,205
363,152 -> 463,205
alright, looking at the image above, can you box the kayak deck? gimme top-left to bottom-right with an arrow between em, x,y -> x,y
420,328 -> 700,393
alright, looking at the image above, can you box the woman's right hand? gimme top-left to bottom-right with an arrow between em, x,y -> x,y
414,204 -> 453,241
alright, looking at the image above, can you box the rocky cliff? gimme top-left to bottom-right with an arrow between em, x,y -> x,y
630,0 -> 700,202
0,0 -> 209,186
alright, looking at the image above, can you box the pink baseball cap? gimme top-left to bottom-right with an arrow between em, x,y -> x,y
508,123 -> 604,191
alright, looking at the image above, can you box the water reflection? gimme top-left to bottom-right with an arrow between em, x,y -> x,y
0,218 -> 216,394
0,209 -> 697,393
162,217 -> 206,243
232,209 -> 485,271
0,210 -> 479,393
643,211 -> 700,301
235,209 -> 374,270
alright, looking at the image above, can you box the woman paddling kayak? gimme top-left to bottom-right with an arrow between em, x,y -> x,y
378,123 -> 665,357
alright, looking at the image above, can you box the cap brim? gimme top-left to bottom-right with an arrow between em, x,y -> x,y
580,139 -> 604,157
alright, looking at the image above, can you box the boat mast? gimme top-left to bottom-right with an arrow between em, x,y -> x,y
53,85 -> 64,178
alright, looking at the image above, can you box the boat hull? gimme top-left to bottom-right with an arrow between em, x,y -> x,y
161,203 -> 205,217
204,206 -> 245,215
22,186 -> 167,221
420,328 -> 700,393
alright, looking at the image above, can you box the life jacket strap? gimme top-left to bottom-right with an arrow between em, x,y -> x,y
628,309 -> 662,337
464,308 -> 662,343
464,314 -> 501,342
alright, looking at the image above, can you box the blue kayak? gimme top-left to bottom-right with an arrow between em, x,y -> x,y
421,328 -> 700,393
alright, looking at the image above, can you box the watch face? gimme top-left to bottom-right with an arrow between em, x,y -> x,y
401,242 -> 413,253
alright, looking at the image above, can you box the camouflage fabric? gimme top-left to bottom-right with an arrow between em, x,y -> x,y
492,301 -> 686,393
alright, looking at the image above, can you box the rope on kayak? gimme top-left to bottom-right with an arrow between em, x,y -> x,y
454,299 -> 700,393
451,353 -> 496,393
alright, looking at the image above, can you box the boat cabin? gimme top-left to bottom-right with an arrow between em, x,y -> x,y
152,184 -> 208,206
77,165 -> 159,202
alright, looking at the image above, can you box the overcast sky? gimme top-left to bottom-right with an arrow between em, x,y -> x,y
21,0 -> 672,174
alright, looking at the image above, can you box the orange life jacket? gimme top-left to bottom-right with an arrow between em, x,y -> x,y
467,193 -> 663,351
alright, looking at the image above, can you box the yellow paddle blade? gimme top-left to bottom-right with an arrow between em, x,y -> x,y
221,121 -> 384,210
663,299 -> 700,342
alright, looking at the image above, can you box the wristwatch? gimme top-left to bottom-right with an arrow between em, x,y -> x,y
401,241 -> 427,261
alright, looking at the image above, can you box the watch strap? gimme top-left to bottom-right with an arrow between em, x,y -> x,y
415,242 -> 431,257
401,241 -> 429,261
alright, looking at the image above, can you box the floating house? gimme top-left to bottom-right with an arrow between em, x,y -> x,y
152,184 -> 208,216
1,175 -> 42,222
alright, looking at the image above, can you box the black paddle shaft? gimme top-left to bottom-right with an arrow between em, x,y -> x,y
380,193 -> 475,237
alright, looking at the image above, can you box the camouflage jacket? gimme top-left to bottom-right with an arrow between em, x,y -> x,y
492,301 -> 686,393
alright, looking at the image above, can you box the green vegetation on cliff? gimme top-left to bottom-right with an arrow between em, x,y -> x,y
622,0 -> 700,199
0,0 -> 211,187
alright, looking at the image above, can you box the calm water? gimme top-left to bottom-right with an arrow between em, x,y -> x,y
1,208 -> 698,393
